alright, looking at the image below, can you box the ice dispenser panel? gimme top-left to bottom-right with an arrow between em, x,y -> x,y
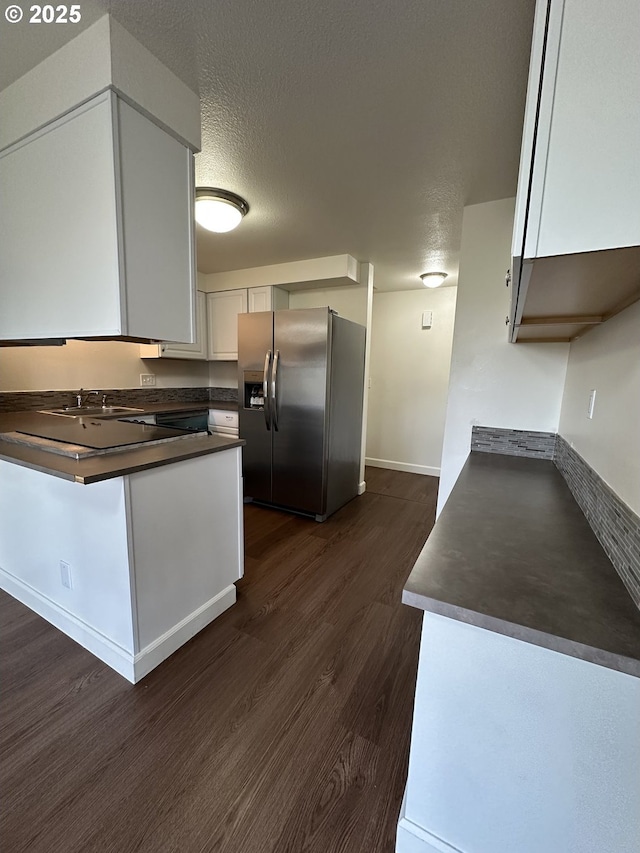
243,370 -> 265,410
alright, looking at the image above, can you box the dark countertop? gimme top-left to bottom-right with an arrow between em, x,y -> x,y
403,453 -> 640,677
0,411 -> 243,484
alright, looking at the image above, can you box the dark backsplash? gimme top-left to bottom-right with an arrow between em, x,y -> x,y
554,435 -> 640,608
0,386 -> 237,412
209,387 -> 238,402
471,425 -> 556,459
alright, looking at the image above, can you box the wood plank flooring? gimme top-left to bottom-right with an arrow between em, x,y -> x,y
0,467 -> 438,853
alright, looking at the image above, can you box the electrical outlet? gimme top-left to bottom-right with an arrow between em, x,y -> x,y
60,561 -> 72,589
140,373 -> 156,387
587,389 -> 596,419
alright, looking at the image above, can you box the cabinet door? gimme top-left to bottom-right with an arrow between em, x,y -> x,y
161,292 -> 207,359
520,0 -> 640,260
0,94 -> 122,339
534,0 -> 640,257
511,0 -> 550,263
248,286 -> 272,313
207,290 -> 248,360
248,286 -> 290,313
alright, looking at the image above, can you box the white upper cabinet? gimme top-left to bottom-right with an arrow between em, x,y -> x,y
140,292 -> 207,361
0,90 -> 196,342
515,0 -> 640,261
206,290 -> 249,360
510,0 -> 640,342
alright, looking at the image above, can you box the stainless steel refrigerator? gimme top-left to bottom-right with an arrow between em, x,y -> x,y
238,307 -> 366,521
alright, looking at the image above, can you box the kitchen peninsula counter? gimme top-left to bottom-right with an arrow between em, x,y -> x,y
0,410 -> 244,684
0,411 -> 243,484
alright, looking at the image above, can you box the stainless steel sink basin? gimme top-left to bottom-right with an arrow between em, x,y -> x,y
39,406 -> 144,417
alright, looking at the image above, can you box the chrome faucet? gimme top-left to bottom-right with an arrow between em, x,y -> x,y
75,389 -> 101,408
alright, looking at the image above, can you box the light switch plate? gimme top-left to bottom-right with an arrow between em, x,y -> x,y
587,389 -> 596,419
422,311 -> 433,329
60,561 -> 72,589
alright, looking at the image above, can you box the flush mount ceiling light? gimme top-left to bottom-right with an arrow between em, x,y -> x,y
195,188 -> 249,233
420,272 -> 448,288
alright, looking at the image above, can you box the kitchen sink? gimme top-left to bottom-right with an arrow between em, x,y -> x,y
39,406 -> 144,417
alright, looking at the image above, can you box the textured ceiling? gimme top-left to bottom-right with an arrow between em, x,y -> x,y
1,0 -> 536,291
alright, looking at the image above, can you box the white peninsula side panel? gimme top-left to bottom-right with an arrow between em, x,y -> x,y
0,447 -> 244,683
0,462 -> 135,669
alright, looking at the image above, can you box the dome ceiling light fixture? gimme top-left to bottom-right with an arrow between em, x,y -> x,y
420,271 -> 448,288
195,187 -> 249,233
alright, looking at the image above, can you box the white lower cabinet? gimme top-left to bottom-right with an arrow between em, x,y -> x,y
208,409 -> 239,437
206,286 -> 289,361
140,291 -> 207,360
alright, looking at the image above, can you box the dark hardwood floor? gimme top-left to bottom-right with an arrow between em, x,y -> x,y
0,468 -> 438,853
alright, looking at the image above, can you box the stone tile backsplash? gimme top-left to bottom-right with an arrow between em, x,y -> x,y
209,387 -> 238,402
554,435 -> 640,608
471,426 -> 557,459
0,387 -> 211,412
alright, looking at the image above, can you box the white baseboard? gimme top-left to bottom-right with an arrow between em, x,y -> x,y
0,568 -> 237,684
396,788 -> 465,853
133,584 -> 236,681
366,457 -> 440,477
358,480 -> 366,495
0,567 -> 137,682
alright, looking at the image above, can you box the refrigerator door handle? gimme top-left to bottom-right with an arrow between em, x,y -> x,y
263,350 -> 272,430
272,349 -> 280,431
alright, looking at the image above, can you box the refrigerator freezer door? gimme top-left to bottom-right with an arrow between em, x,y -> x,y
238,311 -> 274,503
272,308 -> 330,515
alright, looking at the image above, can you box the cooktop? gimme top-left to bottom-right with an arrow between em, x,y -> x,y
16,417 -> 195,450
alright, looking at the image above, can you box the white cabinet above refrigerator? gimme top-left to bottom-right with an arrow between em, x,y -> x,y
206,286 -> 289,361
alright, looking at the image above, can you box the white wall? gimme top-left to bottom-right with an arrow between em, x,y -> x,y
366,288 -> 457,476
208,362 -> 239,389
559,301 -> 640,515
0,339 -> 208,391
288,284 -> 368,325
437,198 -> 569,514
